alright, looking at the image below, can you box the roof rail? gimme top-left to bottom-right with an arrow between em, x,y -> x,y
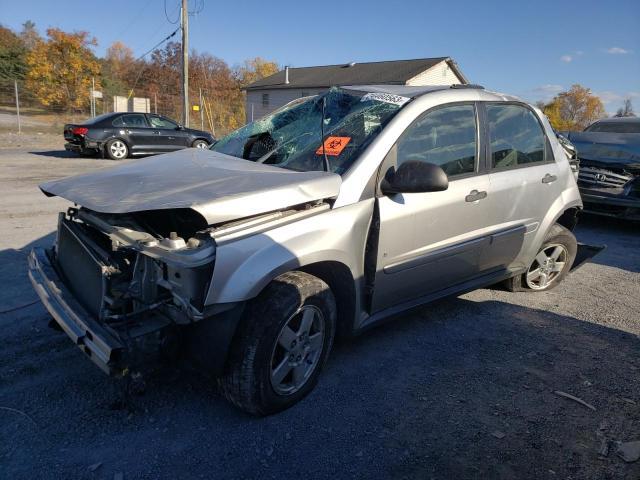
450,84 -> 484,90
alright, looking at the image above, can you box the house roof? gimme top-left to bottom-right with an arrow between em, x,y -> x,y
244,57 -> 467,91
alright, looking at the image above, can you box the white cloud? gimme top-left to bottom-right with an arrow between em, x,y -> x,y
521,84 -> 564,105
560,55 -> 573,63
604,47 -> 632,54
533,84 -> 564,94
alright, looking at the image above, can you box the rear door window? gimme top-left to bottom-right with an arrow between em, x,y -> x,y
148,115 -> 178,129
112,114 -> 148,127
487,104 -> 545,169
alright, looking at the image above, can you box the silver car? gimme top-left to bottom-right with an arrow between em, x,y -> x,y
29,84 -> 585,415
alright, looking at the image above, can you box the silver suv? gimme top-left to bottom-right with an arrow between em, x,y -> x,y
29,85 -> 584,415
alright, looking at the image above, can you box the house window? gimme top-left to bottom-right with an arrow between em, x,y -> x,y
262,93 -> 269,107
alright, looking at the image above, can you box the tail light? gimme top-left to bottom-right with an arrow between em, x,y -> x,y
72,127 -> 88,135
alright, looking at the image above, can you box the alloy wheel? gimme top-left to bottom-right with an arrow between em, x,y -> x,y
526,244 -> 568,290
270,305 -> 325,396
109,140 -> 127,159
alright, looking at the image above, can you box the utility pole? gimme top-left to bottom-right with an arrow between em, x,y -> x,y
181,0 -> 189,127
199,88 -> 204,130
91,77 -> 96,117
14,79 -> 21,134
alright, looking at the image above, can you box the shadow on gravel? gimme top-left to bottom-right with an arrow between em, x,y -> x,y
1,250 -> 639,479
575,213 -> 640,273
0,233 -> 55,315
28,150 -> 98,159
1,223 -> 639,479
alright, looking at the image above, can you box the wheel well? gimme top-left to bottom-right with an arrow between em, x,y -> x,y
556,207 -> 581,231
104,137 -> 129,149
192,138 -> 210,146
298,261 -> 357,339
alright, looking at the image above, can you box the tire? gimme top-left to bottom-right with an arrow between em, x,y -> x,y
219,271 -> 336,416
105,139 -> 129,160
192,139 -> 209,149
505,223 -> 577,292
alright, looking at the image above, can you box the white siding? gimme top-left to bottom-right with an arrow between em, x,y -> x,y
246,89 -> 323,123
406,61 -> 462,86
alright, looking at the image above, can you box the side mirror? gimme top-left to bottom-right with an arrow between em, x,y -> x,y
176,124 -> 184,130
380,160 -> 449,195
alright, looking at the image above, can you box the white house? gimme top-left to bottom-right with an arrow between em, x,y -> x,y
243,57 -> 468,122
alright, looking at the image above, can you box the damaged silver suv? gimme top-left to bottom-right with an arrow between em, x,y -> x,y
29,85 -> 586,415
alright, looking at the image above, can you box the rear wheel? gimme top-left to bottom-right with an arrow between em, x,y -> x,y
219,271 -> 336,416
192,139 -> 209,149
105,139 -> 128,160
505,223 -> 577,292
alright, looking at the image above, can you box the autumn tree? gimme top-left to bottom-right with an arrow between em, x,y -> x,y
20,20 -> 41,49
543,84 -> 605,131
235,57 -> 279,88
0,25 -> 27,80
25,28 -> 101,111
101,41 -> 139,97
614,98 -> 635,118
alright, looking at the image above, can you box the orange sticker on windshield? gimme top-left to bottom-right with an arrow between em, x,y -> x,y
316,136 -> 351,156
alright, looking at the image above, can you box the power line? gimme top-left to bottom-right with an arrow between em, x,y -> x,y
127,27 -> 181,98
164,0 -> 180,24
135,27 -> 180,62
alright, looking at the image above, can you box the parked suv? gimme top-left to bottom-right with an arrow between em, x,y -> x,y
64,112 -> 215,160
30,85 -> 585,415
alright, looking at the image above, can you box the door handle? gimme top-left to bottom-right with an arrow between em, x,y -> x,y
153,130 -> 161,135
465,189 -> 487,202
542,174 -> 557,184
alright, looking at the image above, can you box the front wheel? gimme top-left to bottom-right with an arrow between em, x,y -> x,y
105,139 -> 129,160
219,271 -> 336,416
505,223 -> 577,292
192,139 -> 209,149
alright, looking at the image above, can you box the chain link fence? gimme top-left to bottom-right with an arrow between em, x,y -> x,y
0,78 -> 243,137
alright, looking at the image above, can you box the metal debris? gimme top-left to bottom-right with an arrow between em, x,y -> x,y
553,390 -> 596,411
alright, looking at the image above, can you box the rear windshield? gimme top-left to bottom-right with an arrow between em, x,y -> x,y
585,121 -> 640,133
81,113 -> 113,125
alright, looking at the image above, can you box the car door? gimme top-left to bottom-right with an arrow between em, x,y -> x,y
112,114 -> 155,154
480,103 -> 562,271
147,114 -> 190,151
371,103 -> 496,312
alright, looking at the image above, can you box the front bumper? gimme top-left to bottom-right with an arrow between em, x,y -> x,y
580,190 -> 640,221
28,248 -> 123,374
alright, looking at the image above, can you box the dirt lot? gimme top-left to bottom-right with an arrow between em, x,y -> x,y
1,143 -> 639,480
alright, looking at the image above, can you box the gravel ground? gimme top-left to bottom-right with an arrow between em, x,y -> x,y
0,147 -> 639,480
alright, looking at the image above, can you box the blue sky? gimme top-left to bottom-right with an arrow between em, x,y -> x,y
1,0 -> 638,113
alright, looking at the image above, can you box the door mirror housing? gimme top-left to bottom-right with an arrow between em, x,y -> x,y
176,124 -> 184,130
380,160 -> 449,195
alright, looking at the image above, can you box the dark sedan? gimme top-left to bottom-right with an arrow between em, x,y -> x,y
64,112 -> 215,160
564,117 -> 640,221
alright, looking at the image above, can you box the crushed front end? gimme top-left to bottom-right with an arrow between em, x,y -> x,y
28,207 -> 216,374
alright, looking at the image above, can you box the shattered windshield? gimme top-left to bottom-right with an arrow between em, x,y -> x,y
210,87 -> 409,174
